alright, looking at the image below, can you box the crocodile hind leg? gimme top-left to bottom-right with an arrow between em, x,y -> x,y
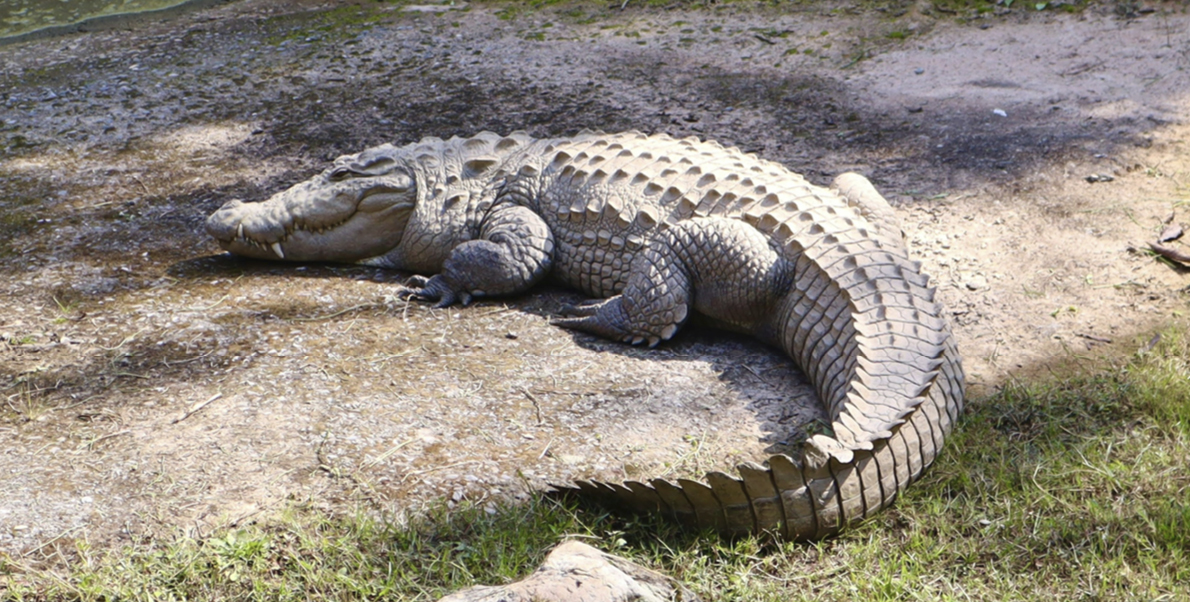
554,217 -> 795,346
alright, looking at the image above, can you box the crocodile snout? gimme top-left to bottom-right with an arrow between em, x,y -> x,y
205,198 -> 293,260
205,199 -> 247,242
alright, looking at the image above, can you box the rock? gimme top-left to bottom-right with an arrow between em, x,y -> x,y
436,541 -> 701,602
963,273 -> 988,291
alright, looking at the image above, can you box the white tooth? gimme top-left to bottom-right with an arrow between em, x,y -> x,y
271,242 -> 285,259
237,224 -> 244,239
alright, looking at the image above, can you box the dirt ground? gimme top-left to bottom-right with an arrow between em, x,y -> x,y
1,0 -> 1188,557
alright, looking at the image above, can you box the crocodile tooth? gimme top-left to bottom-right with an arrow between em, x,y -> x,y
237,224 -> 244,239
271,242 -> 285,259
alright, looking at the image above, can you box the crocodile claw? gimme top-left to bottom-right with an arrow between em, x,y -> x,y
399,274 -> 472,308
404,275 -> 431,289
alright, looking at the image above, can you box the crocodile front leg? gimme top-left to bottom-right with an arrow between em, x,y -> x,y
555,217 -> 795,347
404,204 -> 555,307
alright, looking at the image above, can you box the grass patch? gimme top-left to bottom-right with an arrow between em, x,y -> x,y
3,328 -> 1188,600
0,501 -> 603,601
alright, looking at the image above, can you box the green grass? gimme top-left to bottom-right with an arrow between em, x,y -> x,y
2,328 -> 1188,600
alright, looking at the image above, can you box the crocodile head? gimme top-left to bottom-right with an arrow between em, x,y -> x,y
206,145 -> 417,263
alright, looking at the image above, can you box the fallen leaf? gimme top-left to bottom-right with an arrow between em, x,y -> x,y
1157,224 -> 1183,243
1148,242 -> 1190,265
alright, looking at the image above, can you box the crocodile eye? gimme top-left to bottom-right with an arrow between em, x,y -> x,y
329,167 -> 353,182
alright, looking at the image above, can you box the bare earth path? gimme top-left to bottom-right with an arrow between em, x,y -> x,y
1,0 -> 1188,555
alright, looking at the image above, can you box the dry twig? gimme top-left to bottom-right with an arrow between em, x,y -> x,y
171,393 -> 223,424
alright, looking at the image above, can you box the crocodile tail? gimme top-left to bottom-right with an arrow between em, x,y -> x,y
754,193 -> 965,538
553,181 -> 964,540
557,266 -> 962,540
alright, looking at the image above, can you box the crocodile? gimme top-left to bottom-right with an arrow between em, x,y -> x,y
206,131 -> 965,540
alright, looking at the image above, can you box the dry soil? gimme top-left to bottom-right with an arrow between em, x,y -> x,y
1,0 -> 1188,557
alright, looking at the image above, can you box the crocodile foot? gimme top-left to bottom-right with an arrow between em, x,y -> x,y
552,298 -> 665,347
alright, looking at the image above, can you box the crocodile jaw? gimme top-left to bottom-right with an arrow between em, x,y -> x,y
206,173 -> 416,263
